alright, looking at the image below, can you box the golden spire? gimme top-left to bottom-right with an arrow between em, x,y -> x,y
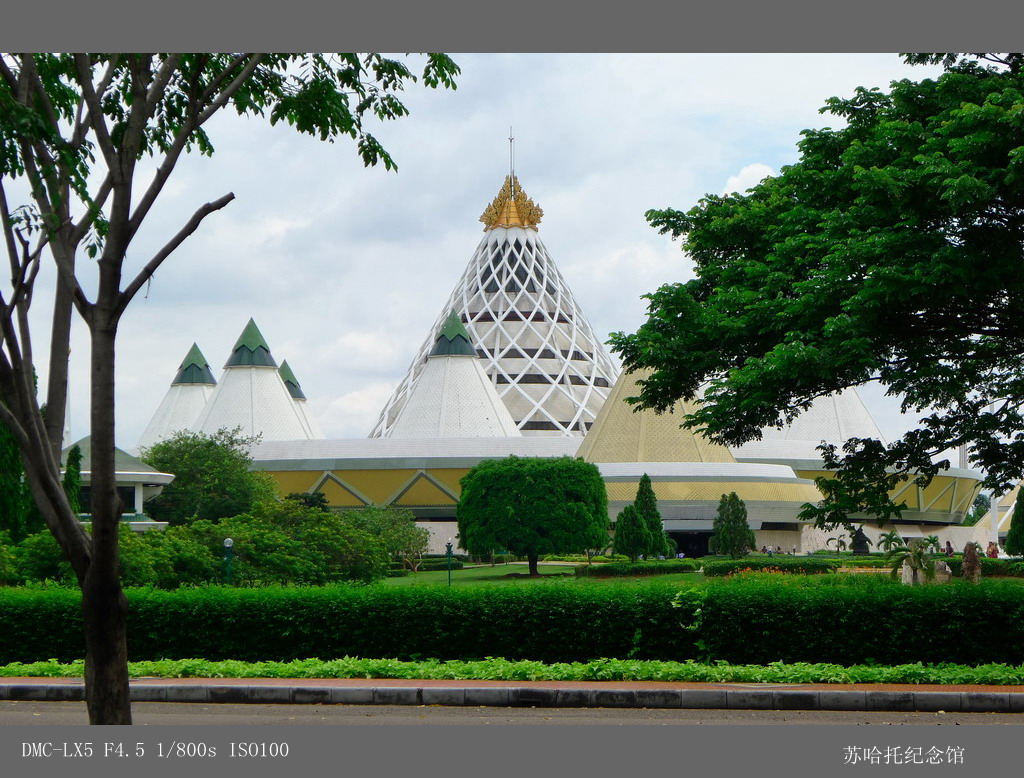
479,175 -> 544,231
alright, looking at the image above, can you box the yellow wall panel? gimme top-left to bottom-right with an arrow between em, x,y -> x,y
319,478 -> 369,508
265,471 -> 322,496
394,474 -> 458,507
335,469 -> 418,504
429,468 -> 471,495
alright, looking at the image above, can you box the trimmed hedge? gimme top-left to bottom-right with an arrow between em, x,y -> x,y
414,559 -> 465,572
574,560 -> 701,577
701,558 -> 837,576
0,582 -> 685,665
691,578 -> 1024,665
5,579 -> 1024,666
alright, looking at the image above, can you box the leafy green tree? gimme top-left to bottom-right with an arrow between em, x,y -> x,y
0,421 -> 31,541
708,492 -> 755,559
180,500 -> 389,585
634,473 -> 669,558
344,505 -> 430,572
609,54 -> 1024,531
457,456 -> 610,576
0,52 -> 457,723
612,504 -> 650,562
142,428 -> 278,525
0,530 -> 18,584
285,491 -> 330,510
14,530 -> 74,584
963,493 -> 991,526
62,443 -> 82,515
1005,505 -> 1024,556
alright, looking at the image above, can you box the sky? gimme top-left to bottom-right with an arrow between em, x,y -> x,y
25,53 -> 947,450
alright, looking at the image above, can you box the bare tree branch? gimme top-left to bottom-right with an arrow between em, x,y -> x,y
124,55 -> 262,243
118,192 -> 235,314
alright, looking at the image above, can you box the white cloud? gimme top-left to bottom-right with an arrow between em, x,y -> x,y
722,163 -> 777,196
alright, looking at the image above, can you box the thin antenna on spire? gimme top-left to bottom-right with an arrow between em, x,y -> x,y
509,126 -> 515,195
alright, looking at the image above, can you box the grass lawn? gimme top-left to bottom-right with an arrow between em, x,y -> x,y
381,562 -> 575,586
382,563 -> 704,587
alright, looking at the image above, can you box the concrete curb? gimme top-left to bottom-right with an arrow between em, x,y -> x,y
2,682 -> 1024,712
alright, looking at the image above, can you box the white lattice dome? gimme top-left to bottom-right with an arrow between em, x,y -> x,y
371,176 -> 619,437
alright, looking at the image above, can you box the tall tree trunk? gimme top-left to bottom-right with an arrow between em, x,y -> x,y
527,551 -> 539,577
44,243 -> 75,461
83,318 -> 131,725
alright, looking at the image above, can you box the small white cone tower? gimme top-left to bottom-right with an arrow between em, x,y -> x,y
279,360 -> 324,439
137,343 -> 217,450
193,319 -> 318,441
371,174 -> 619,438
388,312 -> 521,439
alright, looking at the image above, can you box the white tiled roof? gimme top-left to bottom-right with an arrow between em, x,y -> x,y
734,388 -> 886,451
389,354 -> 521,439
251,436 -> 581,467
194,365 -> 319,441
137,383 -> 214,451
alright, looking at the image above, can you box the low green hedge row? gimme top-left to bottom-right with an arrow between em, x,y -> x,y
4,579 -> 1024,665
701,558 -> 837,576
945,557 -> 1024,577
414,559 -> 465,572
0,583 -> 684,665
574,560 -> 701,577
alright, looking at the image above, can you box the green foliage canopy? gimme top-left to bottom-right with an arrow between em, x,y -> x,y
343,504 -> 430,571
634,473 -> 670,558
611,504 -> 650,562
709,492 -> 755,559
457,456 -> 609,575
610,54 -> 1024,527
141,428 -> 277,525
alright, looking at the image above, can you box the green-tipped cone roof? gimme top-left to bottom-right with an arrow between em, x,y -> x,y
279,360 -> 307,400
172,343 -> 216,385
225,318 -> 277,368
429,312 -> 477,357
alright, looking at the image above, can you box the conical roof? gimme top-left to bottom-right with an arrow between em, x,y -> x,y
577,368 -> 735,464
430,312 -> 476,357
193,321 -> 317,441
279,360 -> 306,400
172,343 -> 216,385
371,176 -> 619,438
389,318 -> 521,439
137,343 -> 217,450
731,388 -> 887,462
225,318 -> 276,367
279,359 -> 324,439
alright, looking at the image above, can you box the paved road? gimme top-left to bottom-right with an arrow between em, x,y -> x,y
3,701 -> 1023,725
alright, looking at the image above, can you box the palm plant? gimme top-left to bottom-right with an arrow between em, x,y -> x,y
878,529 -> 903,553
826,536 -> 847,553
888,539 -> 937,585
924,534 -> 941,554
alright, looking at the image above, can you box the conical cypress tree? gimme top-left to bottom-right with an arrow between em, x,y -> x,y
635,473 -> 669,558
709,492 -> 755,559
613,505 -> 650,562
1005,504 -> 1024,556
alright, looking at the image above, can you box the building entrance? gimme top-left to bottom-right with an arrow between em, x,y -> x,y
669,531 -> 713,559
